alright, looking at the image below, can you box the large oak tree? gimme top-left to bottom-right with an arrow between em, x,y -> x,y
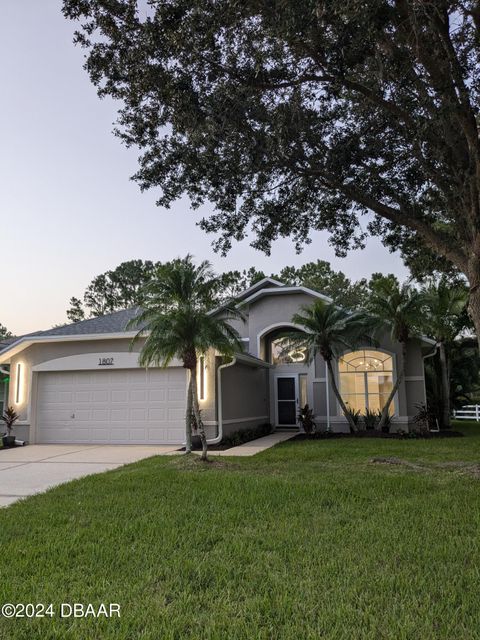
63,0 -> 480,343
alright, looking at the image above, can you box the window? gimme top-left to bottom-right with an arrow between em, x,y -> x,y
270,337 -> 307,365
299,374 -> 308,408
338,350 -> 395,414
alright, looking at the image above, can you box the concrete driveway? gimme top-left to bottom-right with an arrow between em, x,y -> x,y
0,444 -> 180,507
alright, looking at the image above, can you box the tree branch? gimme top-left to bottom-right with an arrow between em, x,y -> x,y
300,165 -> 468,271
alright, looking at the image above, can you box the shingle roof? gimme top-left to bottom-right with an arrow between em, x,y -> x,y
0,336 -> 18,349
32,308 -> 142,338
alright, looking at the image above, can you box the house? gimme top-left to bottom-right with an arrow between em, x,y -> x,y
0,278 -> 432,444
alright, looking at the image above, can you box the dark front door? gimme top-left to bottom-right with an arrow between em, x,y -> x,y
276,376 -> 297,425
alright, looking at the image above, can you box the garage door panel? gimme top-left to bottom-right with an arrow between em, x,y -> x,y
110,408 -> 129,422
36,368 -> 186,444
92,390 -> 109,402
129,389 -> 147,402
74,409 -> 92,422
168,388 -> 185,401
148,388 -> 166,402
74,391 -> 91,403
148,407 -> 166,421
167,407 -> 185,421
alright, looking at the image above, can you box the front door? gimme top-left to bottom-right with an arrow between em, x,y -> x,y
275,375 -> 298,426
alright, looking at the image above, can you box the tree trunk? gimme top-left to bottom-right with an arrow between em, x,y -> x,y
378,342 -> 406,430
326,358 -> 358,433
185,371 -> 193,454
190,363 -> 208,461
468,280 -> 480,353
438,341 -> 451,429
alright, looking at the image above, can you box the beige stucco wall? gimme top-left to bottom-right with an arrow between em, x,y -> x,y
5,287 -> 429,442
220,362 -> 270,436
8,338 -> 222,442
246,293 -> 314,359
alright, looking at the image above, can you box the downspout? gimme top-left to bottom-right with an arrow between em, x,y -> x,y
325,361 -> 331,432
207,356 -> 237,445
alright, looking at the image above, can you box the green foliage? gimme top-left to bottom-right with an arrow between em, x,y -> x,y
297,404 -> 316,434
67,260 -> 160,321
62,0 -> 478,293
366,279 -> 422,345
215,268 -> 266,301
274,260 -> 369,309
222,423 -> 272,448
0,323 -> 12,341
3,433 -> 480,637
377,409 -> 392,432
418,278 -> 470,342
2,406 -> 19,435
426,337 -> 480,411
363,408 -> 379,431
128,256 -> 244,369
343,406 -> 361,427
290,299 -> 376,363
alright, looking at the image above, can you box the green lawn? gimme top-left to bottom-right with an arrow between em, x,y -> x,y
1,422 -> 480,639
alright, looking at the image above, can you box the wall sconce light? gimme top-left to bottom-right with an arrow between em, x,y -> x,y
15,363 -> 22,404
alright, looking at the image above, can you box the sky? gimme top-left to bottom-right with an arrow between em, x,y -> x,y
0,0 -> 409,336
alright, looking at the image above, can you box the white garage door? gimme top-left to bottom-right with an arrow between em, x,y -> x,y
36,368 -> 187,444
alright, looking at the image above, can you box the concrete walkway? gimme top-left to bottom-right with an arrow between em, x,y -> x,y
0,444 -> 179,507
216,430 -> 297,456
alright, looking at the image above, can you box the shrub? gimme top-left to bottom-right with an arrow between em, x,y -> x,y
2,406 -> 19,437
344,406 -> 361,432
377,409 -> 392,433
363,408 -> 378,430
298,404 -> 316,434
413,402 -> 436,432
222,423 -> 273,448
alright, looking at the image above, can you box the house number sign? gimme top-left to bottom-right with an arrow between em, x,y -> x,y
98,357 -> 114,366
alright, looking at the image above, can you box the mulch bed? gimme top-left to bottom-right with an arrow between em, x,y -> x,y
178,442 -> 232,452
292,430 -> 464,441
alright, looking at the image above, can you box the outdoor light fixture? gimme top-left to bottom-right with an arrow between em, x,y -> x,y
199,356 -> 206,400
15,363 -> 22,404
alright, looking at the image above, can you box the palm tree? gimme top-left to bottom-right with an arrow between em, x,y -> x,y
418,279 -> 469,428
128,256 -> 243,460
366,279 -> 422,429
290,300 -> 377,432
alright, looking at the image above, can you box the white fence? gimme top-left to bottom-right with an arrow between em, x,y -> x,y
453,405 -> 480,422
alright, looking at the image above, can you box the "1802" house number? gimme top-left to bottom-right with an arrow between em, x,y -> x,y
98,357 -> 114,366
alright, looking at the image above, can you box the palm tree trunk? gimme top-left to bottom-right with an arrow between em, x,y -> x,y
378,342 -> 406,429
326,358 -> 358,433
190,364 -> 208,461
185,371 -> 193,454
438,341 -> 451,428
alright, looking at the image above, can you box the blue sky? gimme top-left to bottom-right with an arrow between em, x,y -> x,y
1,1 -> 408,335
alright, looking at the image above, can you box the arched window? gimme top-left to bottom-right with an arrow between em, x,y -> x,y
338,350 -> 395,414
270,337 -> 307,364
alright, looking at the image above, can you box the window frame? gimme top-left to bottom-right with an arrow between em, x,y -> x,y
270,336 -> 308,366
337,349 -> 397,416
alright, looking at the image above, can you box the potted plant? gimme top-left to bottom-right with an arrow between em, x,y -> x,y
298,404 -> 316,434
2,406 -> 19,448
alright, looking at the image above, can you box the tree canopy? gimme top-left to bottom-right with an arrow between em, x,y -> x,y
0,323 -> 12,341
67,259 -> 160,321
63,0 -> 480,334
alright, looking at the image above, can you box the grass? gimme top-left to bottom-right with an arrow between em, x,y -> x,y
0,421 -> 479,639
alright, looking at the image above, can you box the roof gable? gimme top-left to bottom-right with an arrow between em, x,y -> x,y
233,277 -> 284,302
239,285 -> 333,306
